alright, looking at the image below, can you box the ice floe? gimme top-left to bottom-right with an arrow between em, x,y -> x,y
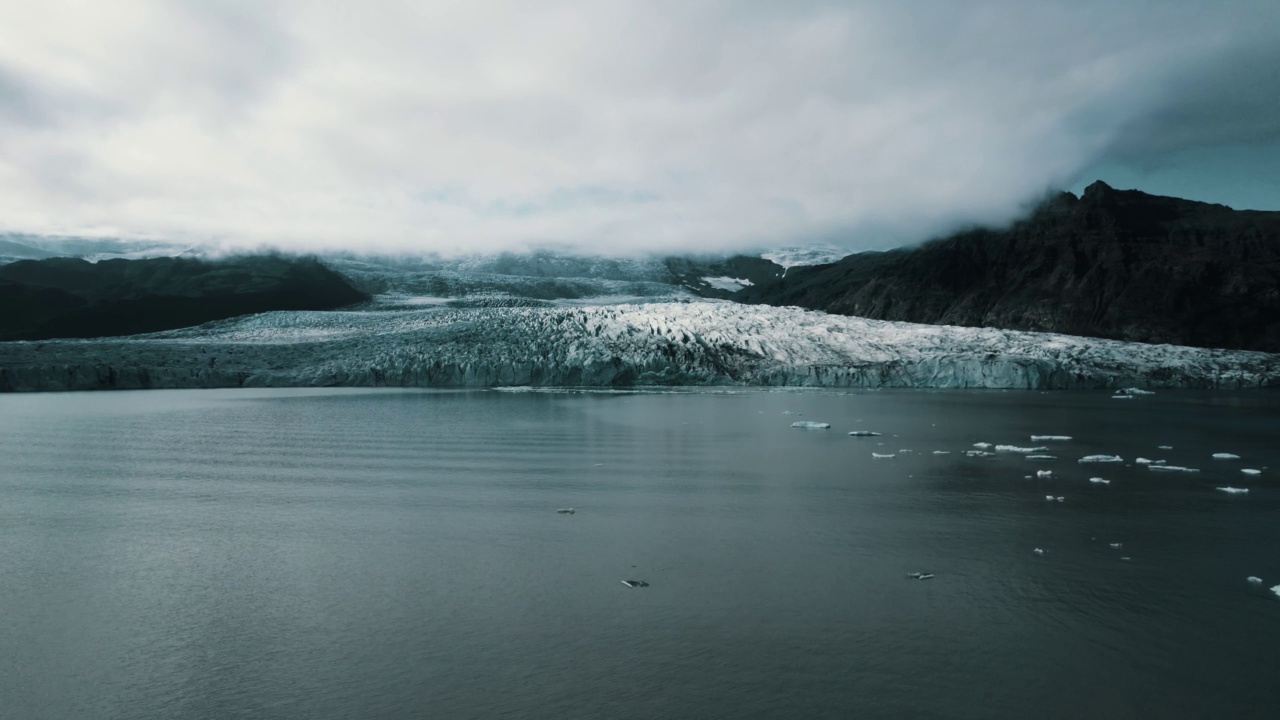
1135,458 -> 1166,465
1089,478 -> 1111,485
1111,395 -> 1135,400
1079,455 -> 1123,463
848,431 -> 882,437
872,453 -> 896,459
556,508 -> 575,514
1109,543 -> 1123,549
1118,387 -> 1156,395
1031,436 -> 1072,441
1149,465 -> 1199,473
1272,585 -> 1280,599
1158,445 -> 1174,450
932,451 -> 951,455
791,421 -> 831,429
1216,486 -> 1249,494
1247,576 -> 1263,584
973,442 -> 993,449
1212,453 -> 1241,460
965,450 -> 996,457
1242,469 -> 1262,475
996,445 -> 1050,454
1036,470 -> 1053,478
1026,455 -> 1057,460
1033,548 -> 1046,555
621,580 -> 649,588
1044,495 -> 1065,502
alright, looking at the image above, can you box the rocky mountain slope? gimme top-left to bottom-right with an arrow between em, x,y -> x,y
0,255 -> 368,340
740,182 -> 1280,352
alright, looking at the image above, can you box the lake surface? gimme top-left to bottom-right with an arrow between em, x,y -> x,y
1,387 -> 1278,719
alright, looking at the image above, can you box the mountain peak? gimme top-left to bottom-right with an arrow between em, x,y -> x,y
1082,180 -> 1116,199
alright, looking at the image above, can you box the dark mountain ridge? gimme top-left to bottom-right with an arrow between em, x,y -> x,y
739,182 -> 1280,352
0,255 -> 368,340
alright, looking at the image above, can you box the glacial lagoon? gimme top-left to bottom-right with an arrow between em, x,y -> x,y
1,388 -> 1278,718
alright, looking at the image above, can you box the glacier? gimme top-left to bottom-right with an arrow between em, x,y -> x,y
1,301 -> 1279,392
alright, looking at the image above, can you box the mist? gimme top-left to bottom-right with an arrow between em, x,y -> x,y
1,0 -> 1278,257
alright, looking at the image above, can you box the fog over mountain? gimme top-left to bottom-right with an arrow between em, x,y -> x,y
1,1 -> 1278,256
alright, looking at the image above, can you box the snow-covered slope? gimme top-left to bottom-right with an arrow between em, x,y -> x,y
2,302 -> 1276,392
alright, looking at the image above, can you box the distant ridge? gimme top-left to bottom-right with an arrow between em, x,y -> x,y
739,182 -> 1280,352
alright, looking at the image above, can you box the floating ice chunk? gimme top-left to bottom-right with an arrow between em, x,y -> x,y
965,450 -> 996,457
1036,470 -> 1053,478
1109,543 -> 1123,549
1079,455 -> 1124,463
872,453 -> 896,459
1120,557 -> 1132,561
1216,486 -> 1249,494
1136,458 -> 1153,464
898,449 -> 914,454
1056,496 -> 1065,502
1242,469 -> 1262,475
1247,576 -> 1263,584
997,445 -> 1050,454
917,574 -> 935,580
791,421 -> 831,429
1212,453 -> 1241,460
1271,585 -> 1280,599
848,431 -> 882,437
621,580 -> 649,588
1026,455 -> 1057,460
1033,548 -> 1046,555
556,508 -> 575,514
1089,477 -> 1111,485
1119,387 -> 1155,395
973,442 -> 993,449
1149,465 -> 1199,473
1031,436 -> 1072,442
1158,445 -> 1173,450
932,450 -> 951,455
1111,395 -> 1134,400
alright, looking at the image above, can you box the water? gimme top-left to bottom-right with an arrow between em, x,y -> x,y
1,388 -> 1278,719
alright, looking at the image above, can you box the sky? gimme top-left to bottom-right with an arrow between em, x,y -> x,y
1,0 -> 1278,257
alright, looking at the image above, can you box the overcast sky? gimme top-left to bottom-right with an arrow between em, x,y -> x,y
1,1 -> 1278,256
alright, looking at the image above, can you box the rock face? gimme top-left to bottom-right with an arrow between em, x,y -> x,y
739,182 -> 1280,352
0,255 -> 369,340
2,302 -> 1276,392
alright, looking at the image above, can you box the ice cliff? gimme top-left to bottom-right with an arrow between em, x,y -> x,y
2,302 -> 1278,392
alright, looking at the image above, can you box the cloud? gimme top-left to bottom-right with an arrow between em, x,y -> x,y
0,0 -> 1277,256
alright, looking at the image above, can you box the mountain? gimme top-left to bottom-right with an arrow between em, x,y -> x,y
0,255 -> 368,340
1,301 -> 1276,392
739,182 -> 1280,352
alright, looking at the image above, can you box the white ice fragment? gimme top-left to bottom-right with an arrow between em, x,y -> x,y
1033,548 -> 1045,555
965,450 -> 996,457
621,580 -> 649,588
1242,469 -> 1261,475
996,445 -> 1050,454
1089,477 -> 1111,485
932,450 -> 950,455
1111,395 -> 1134,400
556,508 -> 575,514
898,449 -> 914,454
1272,585 -> 1280,599
848,431 -> 881,437
1079,455 -> 1123,463
872,453 -> 896,459
1036,470 -> 1053,478
1056,496 -> 1064,502
1026,455 -> 1057,460
791,421 -> 831,429
1120,557 -> 1132,561
1247,576 -> 1263,584
1119,387 -> 1155,395
1109,543 -> 1123,549
973,442 -> 993,449
1216,486 -> 1249,494
1031,435 -> 1072,442
1136,458 -> 1153,464
1158,445 -> 1173,450
1149,465 -> 1199,473
1212,453 -> 1241,460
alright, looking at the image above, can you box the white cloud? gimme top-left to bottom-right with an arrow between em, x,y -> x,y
0,0 -> 1277,255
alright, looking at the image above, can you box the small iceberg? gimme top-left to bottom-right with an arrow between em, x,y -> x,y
1079,455 -> 1123,464
556,508 -> 575,514
872,453 -> 896,459
1109,543 -> 1123,549
965,450 -> 996,457
792,421 -> 831,429
996,445 -> 1050,454
621,580 -> 649,588
1044,495 -> 1064,502
898,449 -> 914,454
917,574 -> 935,580
848,431 -> 881,437
1089,477 -> 1111,485
1111,395 -> 1135,400
1272,585 -> 1280,599
1118,387 -> 1155,395
1031,435 -> 1072,442
1025,455 -> 1056,460
973,442 -> 993,449
1033,548 -> 1045,555
1158,445 -> 1173,450
1242,469 -> 1261,475
932,450 -> 951,455
1247,576 -> 1263,584
1216,486 -> 1249,494
1149,465 -> 1199,473
1212,453 -> 1241,460
1036,470 -> 1053,478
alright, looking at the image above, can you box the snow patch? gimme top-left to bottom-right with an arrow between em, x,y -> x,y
701,276 -> 754,292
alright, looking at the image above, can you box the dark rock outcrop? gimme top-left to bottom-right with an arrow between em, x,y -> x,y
0,255 -> 369,340
739,182 -> 1280,352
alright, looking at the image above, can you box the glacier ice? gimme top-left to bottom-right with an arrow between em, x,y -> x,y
2,300 -> 1278,392
791,421 -> 831,429
1079,455 -> 1123,464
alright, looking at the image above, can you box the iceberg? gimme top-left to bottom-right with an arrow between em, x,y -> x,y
1044,495 -> 1064,502
848,431 -> 881,437
1212,453 -> 1241,460
1031,436 -> 1072,441
1149,465 -> 1199,473
1025,455 -> 1056,460
791,421 -> 831,429
1033,548 -> 1045,555
1242,469 -> 1262,475
1216,486 -> 1249,494
1036,470 -> 1053,478
965,450 -> 996,457
996,445 -> 1050,454
556,508 -> 575,514
1118,387 -> 1156,395
1157,445 -> 1174,450
1079,455 -> 1123,463
1247,576 -> 1263,584
621,580 -> 649,588
973,442 -> 993,449
1272,585 -> 1280,599
872,453 -> 896,459
1109,543 -> 1123,549
1089,478 -> 1111,485
932,450 -> 951,455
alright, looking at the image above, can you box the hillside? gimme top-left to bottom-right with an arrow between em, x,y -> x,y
739,182 -> 1280,352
